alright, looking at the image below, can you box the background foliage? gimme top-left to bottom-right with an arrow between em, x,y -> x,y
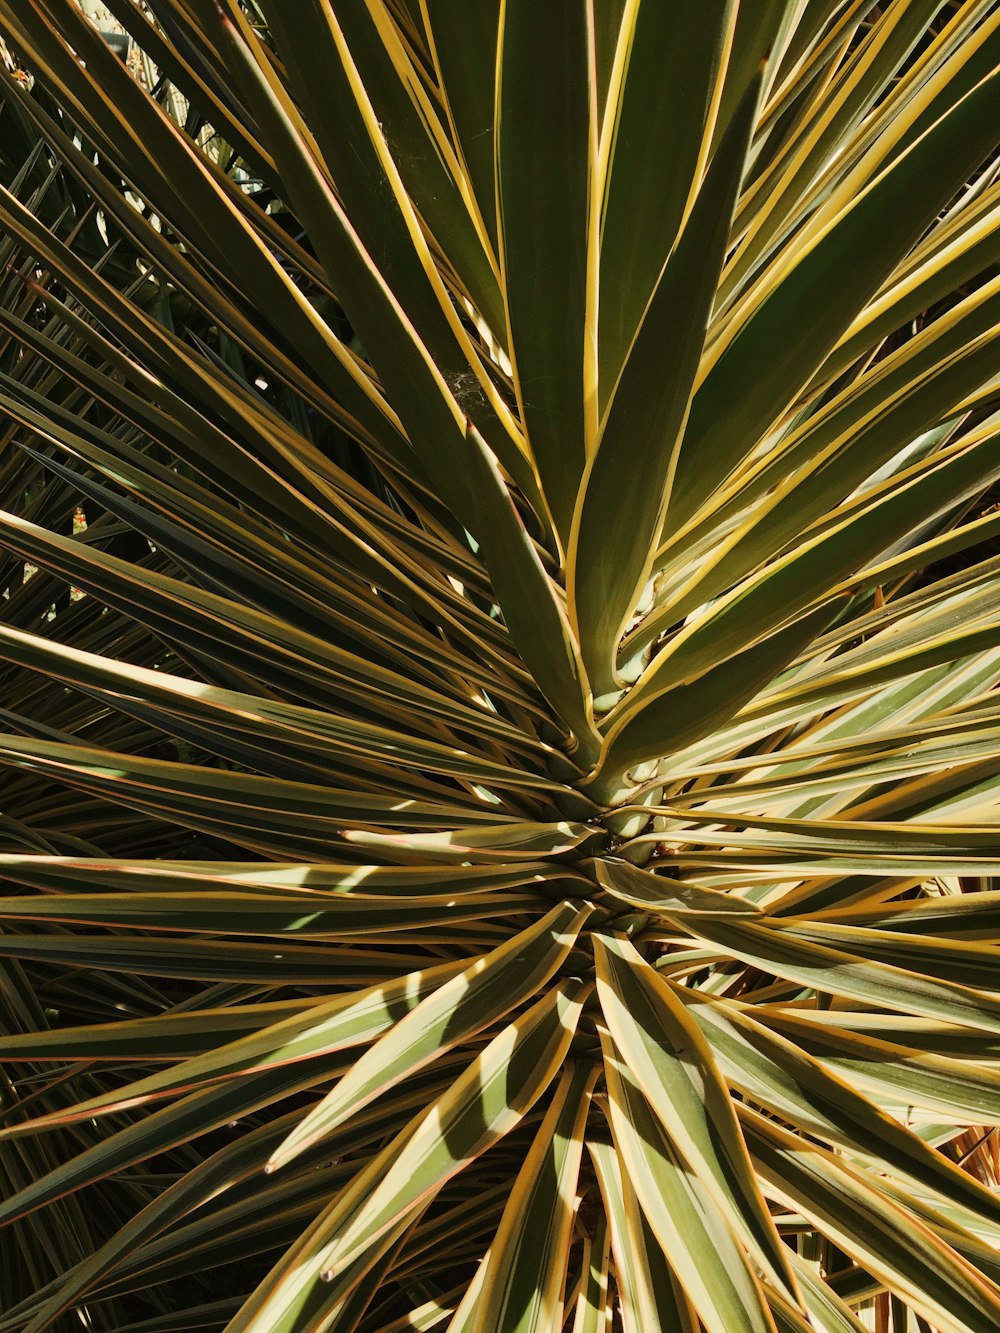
0,1 -> 1000,1329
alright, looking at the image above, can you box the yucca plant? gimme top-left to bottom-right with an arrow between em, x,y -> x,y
0,1 -> 1000,1328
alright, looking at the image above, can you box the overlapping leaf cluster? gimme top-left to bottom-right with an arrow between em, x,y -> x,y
1,2 -> 1000,1329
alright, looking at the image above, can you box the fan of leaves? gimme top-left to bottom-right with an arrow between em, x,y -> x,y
1,2 -> 1000,1330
